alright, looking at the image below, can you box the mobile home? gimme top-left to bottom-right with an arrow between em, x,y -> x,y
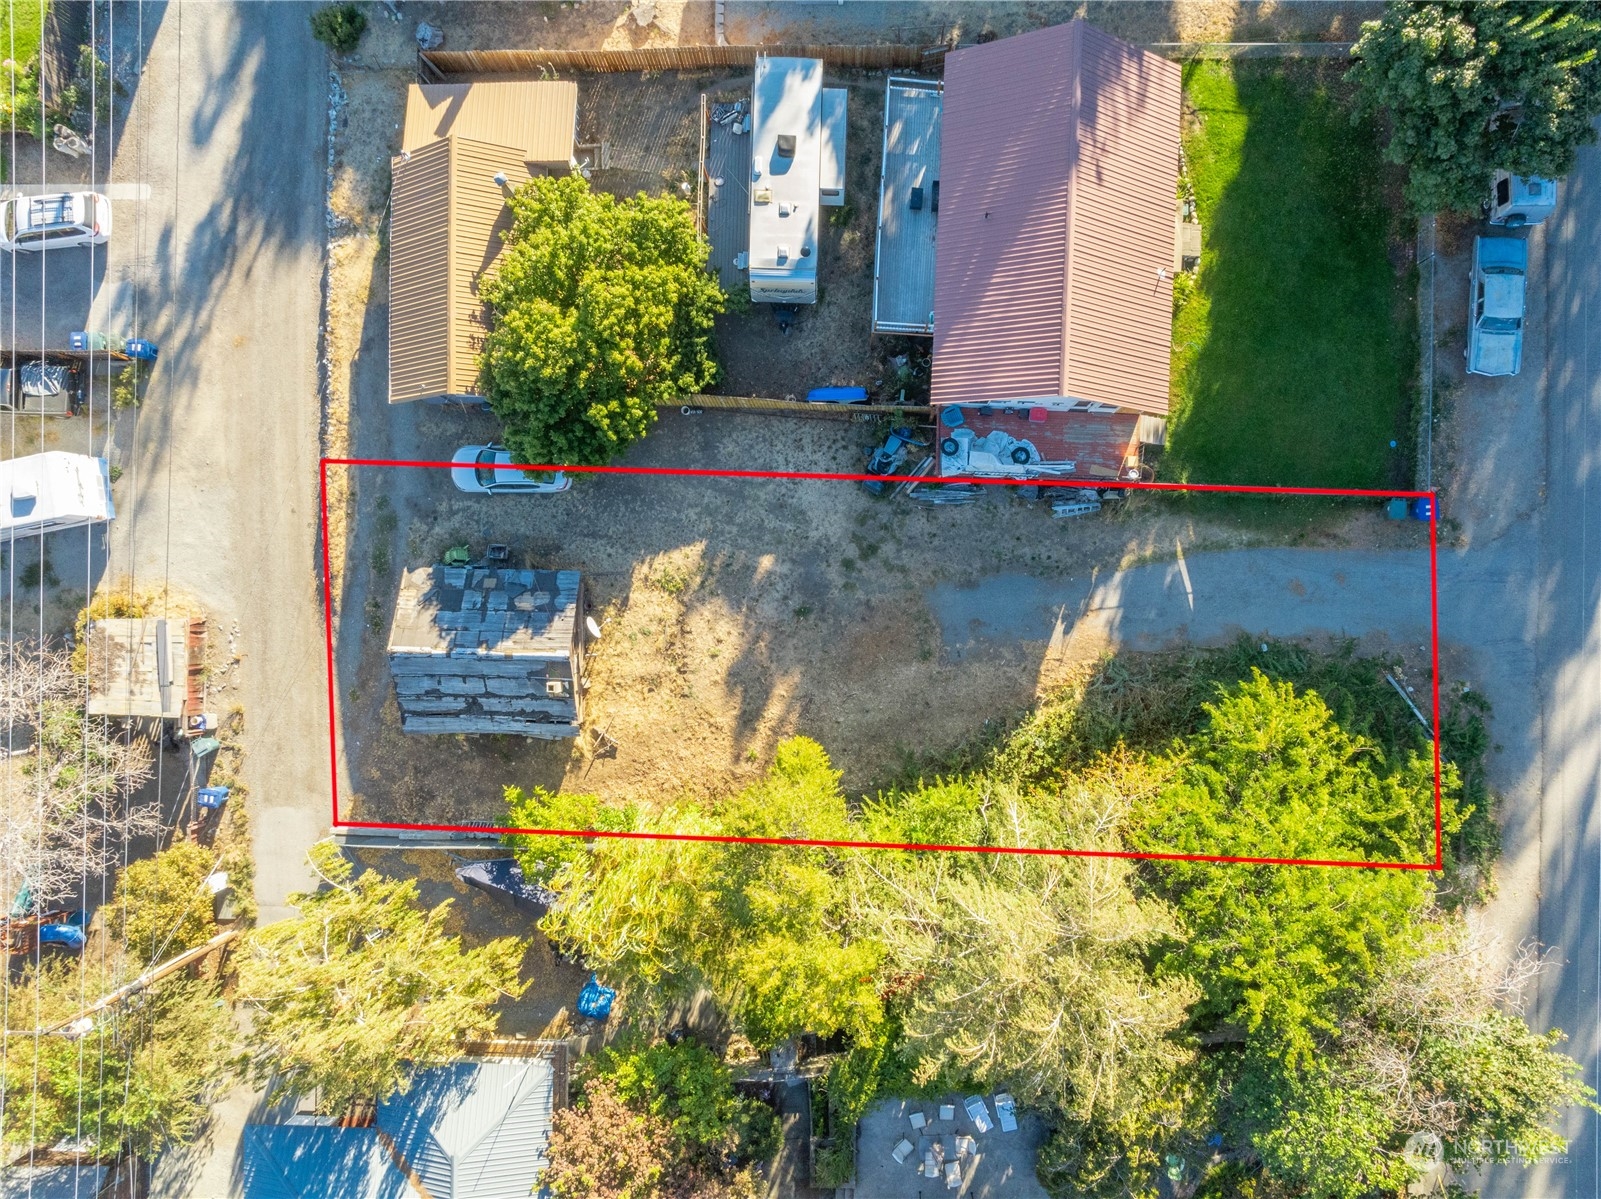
1,452 -> 114,538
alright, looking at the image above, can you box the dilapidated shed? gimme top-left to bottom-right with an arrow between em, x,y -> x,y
85,617 -> 205,720
387,566 -> 586,738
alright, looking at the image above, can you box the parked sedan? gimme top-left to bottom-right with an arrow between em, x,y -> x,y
450,444 -> 570,494
1467,236 -> 1527,377
0,192 -> 111,252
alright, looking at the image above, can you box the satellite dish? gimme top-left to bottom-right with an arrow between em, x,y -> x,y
586,617 -> 602,640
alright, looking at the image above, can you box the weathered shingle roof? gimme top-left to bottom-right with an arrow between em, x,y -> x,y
388,566 -> 583,736
931,20 -> 1181,415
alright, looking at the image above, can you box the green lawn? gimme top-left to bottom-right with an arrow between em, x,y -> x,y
0,1 -> 45,69
1165,60 -> 1417,490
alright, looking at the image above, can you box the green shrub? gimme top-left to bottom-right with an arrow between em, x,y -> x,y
309,4 -> 367,54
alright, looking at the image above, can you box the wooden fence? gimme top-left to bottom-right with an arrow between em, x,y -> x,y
673,394 -> 932,420
420,42 -> 938,77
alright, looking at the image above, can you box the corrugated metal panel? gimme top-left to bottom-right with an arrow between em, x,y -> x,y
388,139 -> 453,403
403,82 -> 578,170
240,1127 -> 415,1199
1064,25 -> 1181,415
448,139 -> 533,396
457,1062 -> 555,1198
930,21 -> 1180,417
377,1058 -> 556,1199
388,137 -> 531,404
931,23 -> 1078,405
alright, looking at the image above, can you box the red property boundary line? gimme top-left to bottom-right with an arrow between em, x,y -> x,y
319,457 -> 1444,872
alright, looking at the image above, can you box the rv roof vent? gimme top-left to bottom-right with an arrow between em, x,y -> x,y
776,133 -> 796,158
778,202 -> 793,217
776,244 -> 790,263
753,187 -> 773,204
800,244 -> 812,258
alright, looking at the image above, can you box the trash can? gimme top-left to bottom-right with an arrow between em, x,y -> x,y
68,330 -> 116,352
1385,498 -> 1409,520
122,338 -> 159,362
1411,497 -> 1434,522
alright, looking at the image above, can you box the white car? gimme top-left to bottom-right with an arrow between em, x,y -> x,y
450,444 -> 570,495
1466,236 -> 1527,377
0,192 -> 111,252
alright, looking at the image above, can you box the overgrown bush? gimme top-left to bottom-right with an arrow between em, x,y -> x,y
309,3 -> 366,54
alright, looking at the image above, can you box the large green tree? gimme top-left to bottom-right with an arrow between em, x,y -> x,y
233,842 -> 528,1111
1130,672 -> 1452,1065
0,962 -> 230,1159
507,653 -> 1594,1199
479,174 -> 724,467
515,739 -> 884,1049
1349,1 -> 1601,212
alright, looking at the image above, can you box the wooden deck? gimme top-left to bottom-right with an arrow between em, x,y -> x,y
873,79 -> 942,334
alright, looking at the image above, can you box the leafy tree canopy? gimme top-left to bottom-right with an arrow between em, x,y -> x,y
543,1039 -> 772,1199
479,175 -> 723,467
233,842 -> 527,1111
1,962 -> 229,1159
1349,1 -> 1601,212
111,839 -> 220,964
508,648 -> 1591,1199
1131,672 -> 1459,1065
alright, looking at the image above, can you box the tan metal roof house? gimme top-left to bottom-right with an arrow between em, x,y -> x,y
930,21 -> 1182,423
401,82 -> 578,172
388,82 -> 578,405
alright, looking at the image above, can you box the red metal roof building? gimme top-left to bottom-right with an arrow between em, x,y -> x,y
930,21 -> 1181,479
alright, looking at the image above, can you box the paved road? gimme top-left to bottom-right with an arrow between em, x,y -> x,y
94,4 -> 328,1195
93,1 -> 328,924
1489,121 -> 1601,1197
929,548 -> 1435,655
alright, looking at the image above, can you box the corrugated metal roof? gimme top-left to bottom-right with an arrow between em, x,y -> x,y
0,1166 -> 107,1199
388,137 -> 532,404
931,21 -> 1181,416
403,82 -> 578,170
241,1127 -> 415,1199
377,1059 -> 556,1199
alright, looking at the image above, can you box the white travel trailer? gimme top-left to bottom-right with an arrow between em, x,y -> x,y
1,452 -> 115,538
747,57 -> 848,304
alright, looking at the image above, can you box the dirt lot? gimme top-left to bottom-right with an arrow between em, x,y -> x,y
333,408 -> 1427,831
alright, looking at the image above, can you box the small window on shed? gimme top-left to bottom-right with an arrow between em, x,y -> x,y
776,134 -> 797,158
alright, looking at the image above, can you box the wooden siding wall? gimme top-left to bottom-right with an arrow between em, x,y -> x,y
421,43 -> 938,77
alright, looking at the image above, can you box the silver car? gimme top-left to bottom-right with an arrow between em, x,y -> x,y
0,192 -> 111,252
450,444 -> 570,494
1467,236 -> 1527,377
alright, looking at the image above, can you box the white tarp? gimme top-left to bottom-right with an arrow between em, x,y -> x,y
1,451 -> 114,537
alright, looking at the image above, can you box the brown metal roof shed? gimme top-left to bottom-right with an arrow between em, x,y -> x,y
388,136 -> 532,404
402,82 -> 578,173
930,21 -> 1181,417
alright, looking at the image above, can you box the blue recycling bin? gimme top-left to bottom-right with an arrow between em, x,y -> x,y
123,338 -> 159,362
1410,497 -> 1434,522
197,786 -> 231,811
